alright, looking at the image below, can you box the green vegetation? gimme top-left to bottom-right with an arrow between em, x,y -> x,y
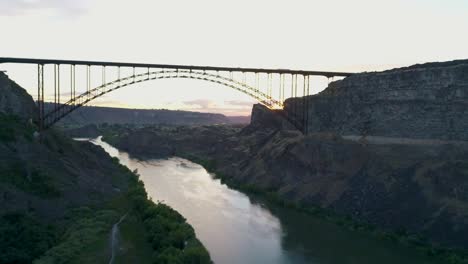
184,155 -> 468,264
0,163 -> 61,198
120,159 -> 212,264
34,208 -> 118,264
29,156 -> 212,264
0,157 -> 211,264
0,113 -> 34,142
0,121 -> 210,264
115,212 -> 154,264
0,213 -> 57,264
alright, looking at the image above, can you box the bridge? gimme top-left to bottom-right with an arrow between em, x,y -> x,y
0,57 -> 353,133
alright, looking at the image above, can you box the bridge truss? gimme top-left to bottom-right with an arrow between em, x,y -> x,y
0,57 -> 352,133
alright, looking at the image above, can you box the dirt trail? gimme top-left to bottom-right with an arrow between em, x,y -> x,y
109,213 -> 128,264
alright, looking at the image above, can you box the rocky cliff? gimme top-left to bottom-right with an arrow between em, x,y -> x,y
285,59 -> 468,140
0,72 -> 36,121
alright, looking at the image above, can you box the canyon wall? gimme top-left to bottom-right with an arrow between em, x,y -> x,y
285,59 -> 468,140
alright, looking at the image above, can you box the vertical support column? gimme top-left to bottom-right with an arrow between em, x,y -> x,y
57,64 -> 60,107
73,65 -> 76,100
279,73 -> 284,104
281,74 -> 285,105
56,65 -> 61,122
302,75 -> 307,135
54,64 -> 57,111
37,64 -> 44,132
70,65 -> 73,103
102,66 -> 106,86
294,74 -> 298,97
305,75 -> 310,135
267,73 -> 272,106
86,65 -> 90,98
53,65 -> 60,125
255,72 -> 259,92
291,74 -> 294,98
293,74 -> 299,129
117,66 -> 121,87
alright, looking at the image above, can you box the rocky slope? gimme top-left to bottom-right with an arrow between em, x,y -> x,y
0,72 -> 36,121
105,59 -> 468,252
1,72 -> 128,219
0,72 -> 211,263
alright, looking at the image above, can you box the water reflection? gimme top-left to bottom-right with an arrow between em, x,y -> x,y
83,137 -> 438,264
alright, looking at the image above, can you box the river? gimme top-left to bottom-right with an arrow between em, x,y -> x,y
87,137 -> 438,264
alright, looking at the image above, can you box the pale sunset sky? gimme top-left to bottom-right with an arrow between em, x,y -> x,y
0,0 -> 467,116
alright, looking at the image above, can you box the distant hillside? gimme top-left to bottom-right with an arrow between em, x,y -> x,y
225,115 -> 251,124
45,103 -> 250,126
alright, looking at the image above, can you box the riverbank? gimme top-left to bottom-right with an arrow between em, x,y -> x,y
94,123 -> 468,264
107,156 -> 213,264
181,154 -> 468,264
91,138 -> 446,264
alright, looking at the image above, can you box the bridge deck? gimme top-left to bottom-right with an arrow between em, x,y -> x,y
0,57 -> 353,77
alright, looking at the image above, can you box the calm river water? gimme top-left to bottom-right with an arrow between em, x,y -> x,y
87,137 -> 437,264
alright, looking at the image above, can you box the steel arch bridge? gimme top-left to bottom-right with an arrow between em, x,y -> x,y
0,57 -> 353,133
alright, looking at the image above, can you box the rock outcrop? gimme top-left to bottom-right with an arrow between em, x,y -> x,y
285,59 -> 468,140
0,72 -> 36,121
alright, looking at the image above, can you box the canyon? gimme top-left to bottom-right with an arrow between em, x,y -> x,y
98,59 -> 468,253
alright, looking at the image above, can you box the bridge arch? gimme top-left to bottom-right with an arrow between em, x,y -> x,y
43,69 -> 283,129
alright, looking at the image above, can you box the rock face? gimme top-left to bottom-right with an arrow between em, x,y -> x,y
241,104 -> 295,134
0,72 -> 36,120
285,59 -> 468,140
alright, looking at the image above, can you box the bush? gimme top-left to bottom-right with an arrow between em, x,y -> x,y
0,114 -> 34,142
126,173 -> 212,264
34,208 -> 118,264
0,213 -> 57,264
0,164 -> 61,198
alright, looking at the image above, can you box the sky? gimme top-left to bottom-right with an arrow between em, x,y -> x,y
0,0 -> 467,116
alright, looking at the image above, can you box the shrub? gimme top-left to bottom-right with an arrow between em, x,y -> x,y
126,172 -> 212,263
0,213 -> 57,264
